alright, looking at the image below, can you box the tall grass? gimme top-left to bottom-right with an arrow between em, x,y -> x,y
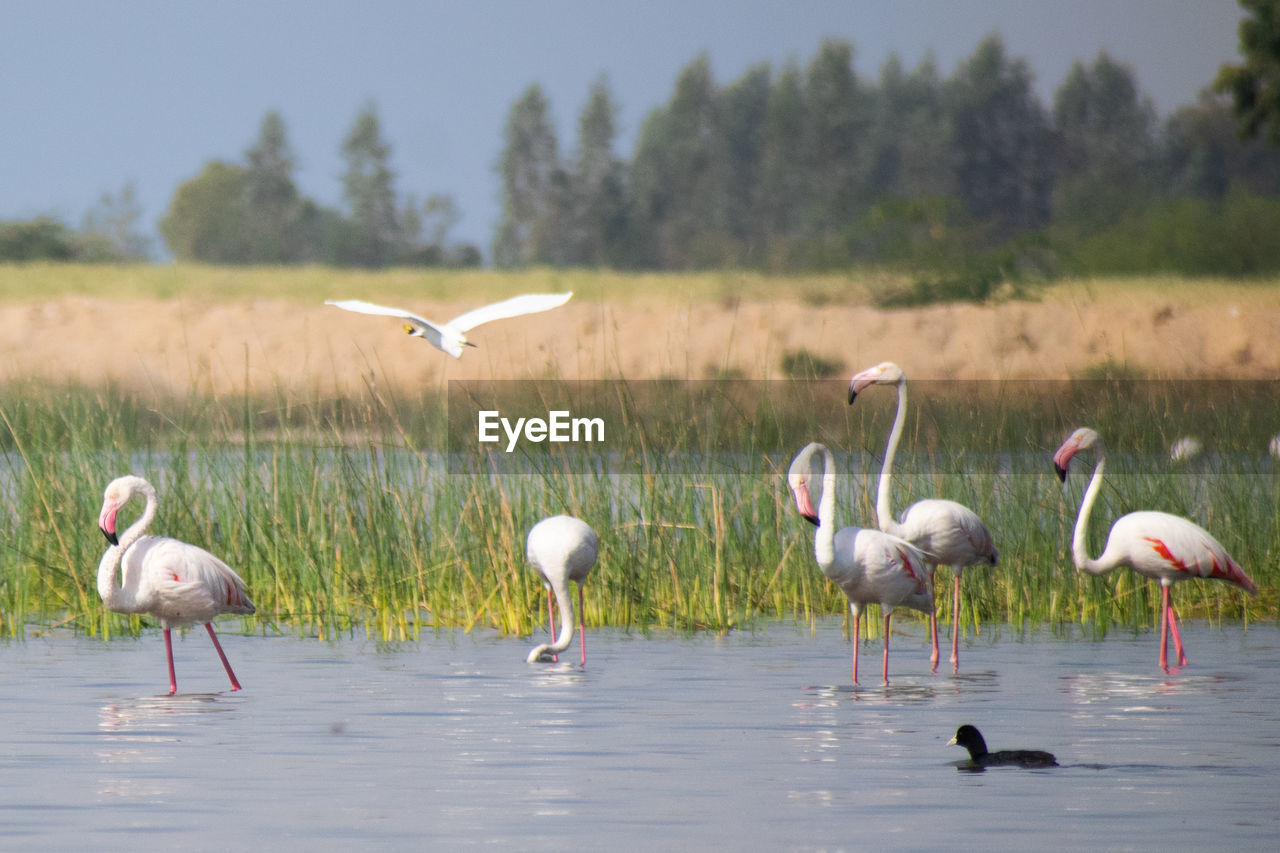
0,376 -> 1274,642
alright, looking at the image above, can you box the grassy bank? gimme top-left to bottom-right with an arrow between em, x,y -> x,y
0,378 -> 1273,642
5,262 -> 1279,309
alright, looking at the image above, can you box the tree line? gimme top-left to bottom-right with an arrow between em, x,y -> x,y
0,105 -> 483,269
496,34 -> 1280,281
5,22 -> 1280,280
157,107 -> 482,268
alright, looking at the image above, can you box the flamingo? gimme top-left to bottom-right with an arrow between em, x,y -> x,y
96,475 -> 256,694
1053,427 -> 1258,672
325,292 -> 572,358
1168,436 -> 1202,462
848,362 -> 998,673
787,442 -> 934,685
525,515 -> 598,665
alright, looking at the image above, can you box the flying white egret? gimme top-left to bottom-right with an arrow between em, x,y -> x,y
325,292 -> 573,358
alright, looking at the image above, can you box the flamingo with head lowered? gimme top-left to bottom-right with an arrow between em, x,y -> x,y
787,442 -> 934,685
848,362 -> 998,673
1053,427 -> 1257,672
525,515 -> 598,665
97,475 -> 255,694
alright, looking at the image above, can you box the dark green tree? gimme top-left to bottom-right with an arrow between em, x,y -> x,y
867,54 -> 955,201
159,161 -> 250,262
1162,92 -> 1280,198
757,62 -> 809,268
947,35 -> 1053,243
857,54 -> 960,263
243,110 -> 310,262
631,54 -> 729,267
717,63 -> 772,265
494,85 -> 565,267
801,40 -> 867,263
0,218 -> 79,261
1215,0 -> 1280,144
1052,53 -> 1157,233
568,75 -> 628,267
340,102 -> 400,267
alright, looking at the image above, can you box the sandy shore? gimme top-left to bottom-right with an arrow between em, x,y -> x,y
1,290 -> 1275,396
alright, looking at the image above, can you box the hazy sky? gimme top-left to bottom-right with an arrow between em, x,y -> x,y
0,0 -> 1246,256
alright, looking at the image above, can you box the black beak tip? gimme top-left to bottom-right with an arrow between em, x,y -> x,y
1053,463 -> 1067,483
465,341 -> 478,348
802,513 -> 820,527
100,527 -> 119,546
847,389 -> 857,406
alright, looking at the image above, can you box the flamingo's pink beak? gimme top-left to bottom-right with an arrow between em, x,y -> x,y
99,502 -> 120,546
792,483 -> 819,526
847,370 -> 878,404
1052,443 -> 1077,483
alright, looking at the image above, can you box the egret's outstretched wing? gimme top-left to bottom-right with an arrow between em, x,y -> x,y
326,298 -> 439,328
445,292 -> 572,333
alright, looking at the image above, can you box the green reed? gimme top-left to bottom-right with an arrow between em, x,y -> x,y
0,377 -> 1274,642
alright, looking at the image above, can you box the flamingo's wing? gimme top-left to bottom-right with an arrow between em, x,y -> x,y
444,292 -> 572,333
1124,512 -> 1257,594
853,529 -> 932,603
325,299 -> 448,339
898,499 -> 997,566
135,538 -> 256,618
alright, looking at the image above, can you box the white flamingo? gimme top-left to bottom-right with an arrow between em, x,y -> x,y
96,475 -> 255,694
848,362 -> 998,673
1053,427 -> 1258,672
787,442 -> 934,685
1168,436 -> 1202,462
325,292 -> 572,358
525,515 -> 598,665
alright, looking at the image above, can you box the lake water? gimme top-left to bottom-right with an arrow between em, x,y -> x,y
1,620 -> 1277,851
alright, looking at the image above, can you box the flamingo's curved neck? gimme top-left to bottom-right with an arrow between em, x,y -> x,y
527,576 -> 576,661
97,486 -> 158,612
876,380 -> 907,533
813,444 -> 837,571
547,578 -> 577,654
1072,442 -> 1111,575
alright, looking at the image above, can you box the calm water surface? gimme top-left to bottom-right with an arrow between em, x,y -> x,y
1,621 -> 1277,851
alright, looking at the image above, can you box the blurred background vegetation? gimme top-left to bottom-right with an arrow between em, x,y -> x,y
5,8 -> 1280,293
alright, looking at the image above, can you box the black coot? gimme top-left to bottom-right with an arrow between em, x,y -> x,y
948,725 -> 1057,768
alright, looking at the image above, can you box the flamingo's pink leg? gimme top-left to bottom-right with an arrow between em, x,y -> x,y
851,609 -> 861,686
577,584 -> 587,667
1159,586 -> 1171,672
546,589 -> 559,663
882,612 -> 892,685
951,572 -> 962,672
164,628 -> 178,695
1166,595 -> 1187,667
205,623 -> 242,691
928,571 -> 939,673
